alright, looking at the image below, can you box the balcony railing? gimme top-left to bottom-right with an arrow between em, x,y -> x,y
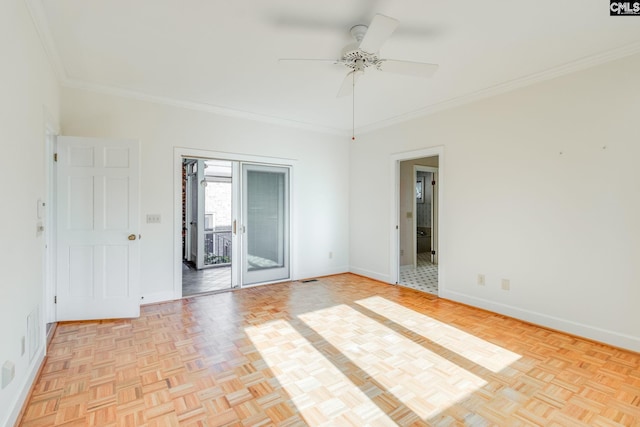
204,227 -> 232,266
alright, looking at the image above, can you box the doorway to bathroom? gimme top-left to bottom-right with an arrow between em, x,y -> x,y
398,156 -> 439,295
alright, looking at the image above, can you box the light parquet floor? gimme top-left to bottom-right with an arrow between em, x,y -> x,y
19,274 -> 640,426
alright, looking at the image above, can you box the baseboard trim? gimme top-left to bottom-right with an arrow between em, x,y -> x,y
4,347 -> 46,427
440,289 -> 640,353
295,266 -> 349,282
348,267 -> 392,284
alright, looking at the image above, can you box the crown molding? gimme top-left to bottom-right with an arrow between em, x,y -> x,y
63,79 -> 346,136
24,1 -> 345,136
24,0 -> 640,138
356,41 -> 640,136
24,0 -> 67,82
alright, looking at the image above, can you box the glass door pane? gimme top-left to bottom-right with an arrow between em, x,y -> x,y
203,164 -> 232,268
242,164 -> 290,285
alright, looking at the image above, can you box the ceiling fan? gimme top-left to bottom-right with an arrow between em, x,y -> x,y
280,14 -> 439,98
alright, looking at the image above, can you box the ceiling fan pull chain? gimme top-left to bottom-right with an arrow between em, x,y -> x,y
352,71 -> 356,141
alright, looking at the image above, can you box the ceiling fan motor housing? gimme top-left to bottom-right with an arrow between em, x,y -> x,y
341,43 -> 380,71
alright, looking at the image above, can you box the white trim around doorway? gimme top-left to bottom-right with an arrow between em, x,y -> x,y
43,108 -> 59,327
389,146 -> 444,294
172,147 -> 297,301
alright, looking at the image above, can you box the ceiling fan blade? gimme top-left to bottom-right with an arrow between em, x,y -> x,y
377,60 -> 439,77
358,14 -> 399,53
337,70 -> 364,98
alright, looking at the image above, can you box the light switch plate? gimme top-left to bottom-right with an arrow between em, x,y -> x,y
146,214 -> 161,224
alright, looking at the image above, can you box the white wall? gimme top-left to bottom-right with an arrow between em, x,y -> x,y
350,53 -> 640,352
61,88 -> 350,302
0,0 -> 60,425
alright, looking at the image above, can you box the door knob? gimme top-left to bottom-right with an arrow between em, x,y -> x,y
128,234 -> 137,241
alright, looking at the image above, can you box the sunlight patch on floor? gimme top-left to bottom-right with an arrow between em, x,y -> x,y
299,304 -> 487,420
245,319 -> 397,426
356,296 -> 521,373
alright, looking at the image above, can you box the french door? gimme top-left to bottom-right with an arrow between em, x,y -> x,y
180,158 -> 290,292
241,164 -> 290,285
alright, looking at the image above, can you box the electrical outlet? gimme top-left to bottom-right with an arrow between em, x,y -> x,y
501,279 -> 510,290
477,274 -> 485,286
146,214 -> 161,224
328,251 -> 333,259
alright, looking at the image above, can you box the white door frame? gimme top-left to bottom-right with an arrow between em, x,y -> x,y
390,146 -> 444,292
43,108 -> 60,328
44,111 -> 59,325
413,165 -> 438,268
43,132 -> 56,324
173,147 -> 296,299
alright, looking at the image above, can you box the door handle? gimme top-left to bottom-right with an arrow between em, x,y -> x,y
128,234 -> 137,241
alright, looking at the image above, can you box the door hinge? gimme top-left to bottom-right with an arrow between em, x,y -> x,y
431,250 -> 436,255
54,295 -> 57,304
395,225 -> 399,230
431,180 -> 436,186
53,153 -> 58,162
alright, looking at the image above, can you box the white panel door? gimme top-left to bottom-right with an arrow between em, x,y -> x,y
241,164 -> 290,285
56,136 -> 140,320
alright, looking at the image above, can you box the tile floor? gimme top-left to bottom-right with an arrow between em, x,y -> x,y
182,262 -> 232,296
399,252 -> 438,295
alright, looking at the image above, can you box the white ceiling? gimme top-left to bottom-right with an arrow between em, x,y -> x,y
31,0 -> 640,134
